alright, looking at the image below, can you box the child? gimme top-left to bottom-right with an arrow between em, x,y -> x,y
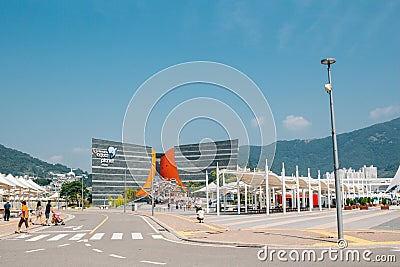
52,212 -> 65,225
29,210 -> 35,225
197,207 -> 205,223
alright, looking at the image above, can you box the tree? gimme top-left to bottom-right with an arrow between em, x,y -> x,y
125,188 -> 137,202
60,180 -> 89,205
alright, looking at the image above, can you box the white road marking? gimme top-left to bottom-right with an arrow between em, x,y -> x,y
92,249 -> 103,253
26,234 -> 49,242
111,233 -> 123,240
152,235 -> 163,239
141,216 -> 160,234
391,249 -> 400,252
132,233 -> 143,239
57,244 -> 70,247
48,234 -> 68,241
39,230 -> 90,233
140,260 -> 166,265
73,225 -> 83,231
69,233 -> 86,241
109,254 -> 126,259
26,248 -> 45,253
15,234 -> 31,239
85,243 -> 92,247
90,233 -> 105,240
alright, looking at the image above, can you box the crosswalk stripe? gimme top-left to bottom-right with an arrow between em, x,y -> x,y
131,233 -> 143,240
69,233 -> 86,241
15,234 -> 31,239
111,233 -> 123,240
26,234 -> 49,242
90,233 -> 105,240
48,234 -> 68,241
15,232 -> 164,242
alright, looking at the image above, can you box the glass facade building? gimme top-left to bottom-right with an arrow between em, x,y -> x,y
91,138 -> 238,205
174,139 -> 238,182
91,138 -> 152,206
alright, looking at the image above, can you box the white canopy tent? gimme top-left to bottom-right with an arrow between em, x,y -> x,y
386,166 -> 400,193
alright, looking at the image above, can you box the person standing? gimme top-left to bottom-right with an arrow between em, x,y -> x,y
195,197 -> 202,213
44,200 -> 53,226
15,201 -> 29,234
33,200 -> 43,225
4,201 -> 11,221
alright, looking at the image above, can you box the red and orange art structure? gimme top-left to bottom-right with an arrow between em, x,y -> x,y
136,149 -> 157,197
136,147 -> 186,197
158,148 -> 186,189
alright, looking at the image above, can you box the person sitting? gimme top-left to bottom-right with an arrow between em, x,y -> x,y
197,207 -> 205,223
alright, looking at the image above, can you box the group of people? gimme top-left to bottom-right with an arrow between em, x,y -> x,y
2,199 -> 63,234
15,200 -> 55,234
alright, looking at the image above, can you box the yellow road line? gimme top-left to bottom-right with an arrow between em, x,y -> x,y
308,229 -> 374,245
89,214 -> 109,235
164,213 -> 224,231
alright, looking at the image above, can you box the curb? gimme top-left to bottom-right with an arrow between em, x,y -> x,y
141,214 -> 264,248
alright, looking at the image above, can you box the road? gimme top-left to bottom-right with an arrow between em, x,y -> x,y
0,212 -> 398,266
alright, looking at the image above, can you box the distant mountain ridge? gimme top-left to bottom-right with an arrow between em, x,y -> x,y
239,117 -> 400,178
0,144 -> 86,177
1,118 -> 399,179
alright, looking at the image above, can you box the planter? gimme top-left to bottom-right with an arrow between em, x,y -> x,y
344,206 -> 352,210
360,205 -> 369,210
381,205 -> 390,210
351,205 -> 357,210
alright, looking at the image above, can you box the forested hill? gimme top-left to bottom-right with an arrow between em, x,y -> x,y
239,117 -> 400,178
0,144 -> 86,177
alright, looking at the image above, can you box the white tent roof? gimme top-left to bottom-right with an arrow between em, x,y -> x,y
194,182 -> 217,193
0,173 -> 16,188
26,179 -> 47,192
17,177 -> 37,191
386,165 -> 400,192
49,192 -> 59,199
3,174 -> 26,188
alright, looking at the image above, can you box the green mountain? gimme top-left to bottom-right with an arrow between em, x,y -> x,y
0,144 -> 86,177
239,117 -> 400,178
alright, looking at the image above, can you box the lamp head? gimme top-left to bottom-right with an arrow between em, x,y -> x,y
321,58 -> 336,65
324,83 -> 332,92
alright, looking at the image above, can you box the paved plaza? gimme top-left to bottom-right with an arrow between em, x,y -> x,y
146,206 -> 400,248
2,206 -> 400,248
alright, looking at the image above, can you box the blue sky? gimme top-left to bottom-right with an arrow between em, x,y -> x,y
0,1 -> 399,172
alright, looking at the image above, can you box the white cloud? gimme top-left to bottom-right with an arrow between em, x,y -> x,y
283,115 -> 311,131
72,147 -> 89,154
48,155 -> 63,164
251,116 -> 265,127
277,23 -> 295,51
370,105 -> 400,120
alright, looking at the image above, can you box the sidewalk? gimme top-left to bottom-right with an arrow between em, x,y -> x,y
141,210 -> 400,248
0,213 -> 69,239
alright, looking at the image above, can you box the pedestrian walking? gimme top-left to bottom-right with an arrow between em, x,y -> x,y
15,201 -> 29,234
195,197 -> 202,213
44,200 -> 53,226
32,200 -> 43,225
4,201 -> 11,221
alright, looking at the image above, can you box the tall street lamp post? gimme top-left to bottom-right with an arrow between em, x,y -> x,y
321,58 -> 346,247
124,167 -> 127,213
81,175 -> 85,211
